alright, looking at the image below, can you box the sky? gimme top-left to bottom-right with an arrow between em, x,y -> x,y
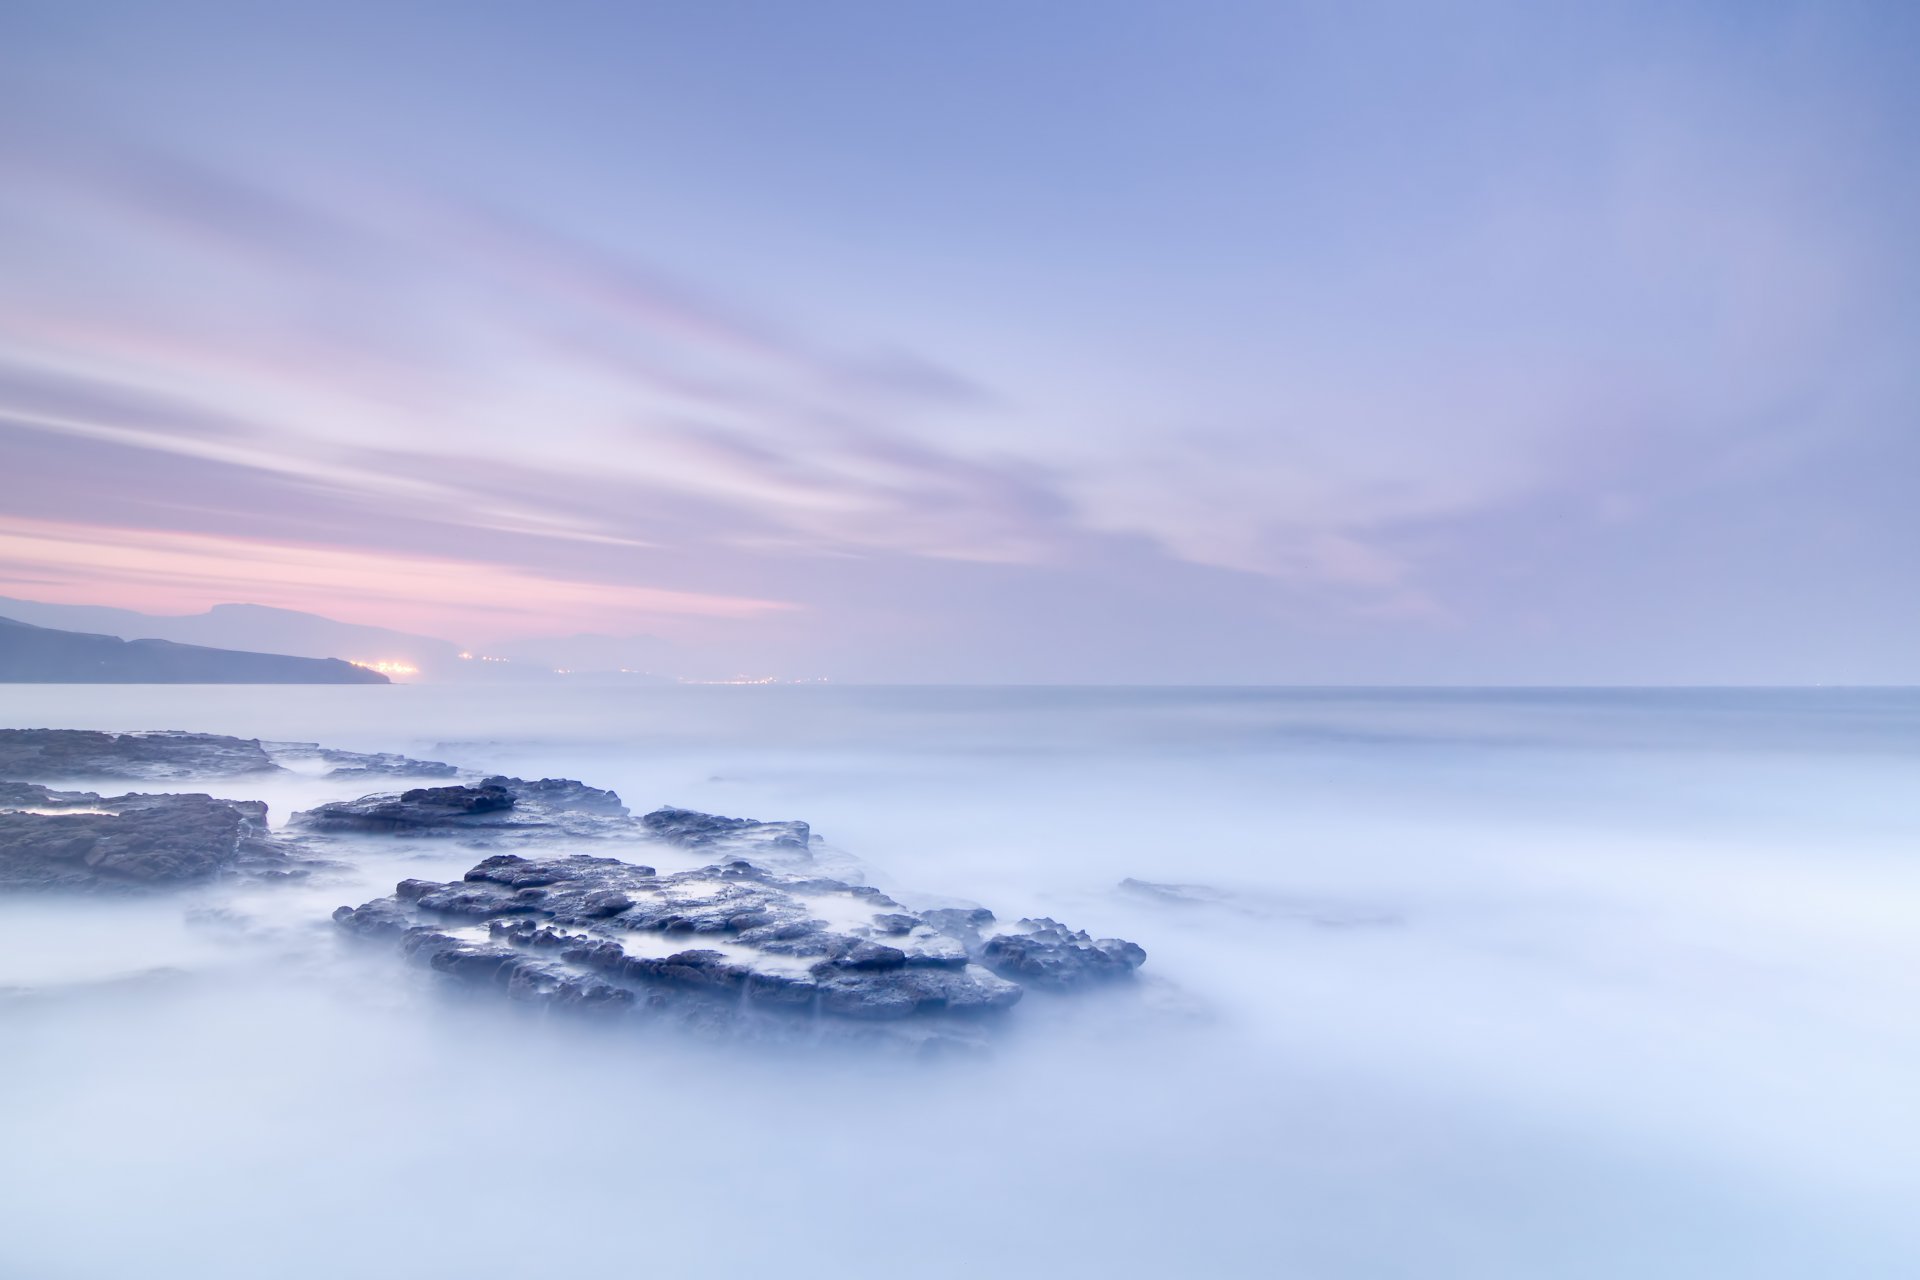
0,1 -> 1914,682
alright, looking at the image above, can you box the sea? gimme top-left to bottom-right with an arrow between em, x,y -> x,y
2,683 -> 1917,1278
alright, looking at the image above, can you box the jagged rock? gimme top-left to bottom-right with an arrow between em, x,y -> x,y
293,783 -> 516,833
979,918 -> 1148,990
333,834 -> 1147,1038
293,776 -> 636,839
0,788 -> 304,892
0,780 -> 101,810
0,729 -> 281,782
485,776 -> 628,815
641,806 -> 810,854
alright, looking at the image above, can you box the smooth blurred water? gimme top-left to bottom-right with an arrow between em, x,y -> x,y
2,684 -> 1917,1278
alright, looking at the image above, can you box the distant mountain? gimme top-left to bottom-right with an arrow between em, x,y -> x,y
0,599 -> 462,678
0,616 -> 389,684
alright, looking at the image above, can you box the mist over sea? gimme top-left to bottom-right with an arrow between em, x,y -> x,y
4,684 -> 1918,1278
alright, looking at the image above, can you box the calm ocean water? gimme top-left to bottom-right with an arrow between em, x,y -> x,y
3,684 -> 1917,1277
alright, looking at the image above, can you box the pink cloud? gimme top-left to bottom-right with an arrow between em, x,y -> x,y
0,516 -> 796,639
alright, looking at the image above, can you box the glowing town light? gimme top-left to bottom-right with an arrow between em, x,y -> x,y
349,660 -> 420,677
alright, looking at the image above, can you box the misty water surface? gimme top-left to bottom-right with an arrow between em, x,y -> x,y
3,685 -> 1918,1278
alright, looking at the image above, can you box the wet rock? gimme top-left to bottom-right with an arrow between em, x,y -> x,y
294,783 -> 517,834
484,776 -> 629,815
641,806 -> 810,855
293,778 -> 635,840
330,834 -> 1147,1038
0,780 -> 100,810
0,790 -> 305,892
0,729 -> 281,782
979,918 -> 1149,990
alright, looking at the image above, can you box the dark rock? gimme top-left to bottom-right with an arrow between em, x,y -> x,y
641,806 -> 810,855
329,843 -> 1105,1035
486,776 -> 629,815
829,940 -> 909,970
293,783 -> 516,834
332,899 -> 412,938
292,778 -> 634,839
332,806 -> 1147,1042
402,784 -> 514,814
0,729 -> 281,782
978,918 -> 1149,990
0,790 -> 305,892
0,781 -> 101,809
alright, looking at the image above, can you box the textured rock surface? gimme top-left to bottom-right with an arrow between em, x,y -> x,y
293,783 -> 518,833
335,825 -> 1146,1039
0,729 -> 282,782
295,776 -> 634,839
980,919 -> 1148,989
641,805 -> 811,855
0,784 -> 304,891
1,726 -> 1155,1043
493,776 -> 629,815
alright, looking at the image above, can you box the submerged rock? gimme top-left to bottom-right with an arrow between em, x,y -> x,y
262,741 -> 459,779
0,784 -> 305,892
1119,876 -> 1399,928
334,814 -> 1147,1040
0,729 -> 281,782
1119,877 -> 1238,908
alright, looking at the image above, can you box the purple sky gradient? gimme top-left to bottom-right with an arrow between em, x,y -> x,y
0,1 -> 1914,681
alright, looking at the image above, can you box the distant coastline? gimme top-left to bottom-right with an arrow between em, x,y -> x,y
0,616 -> 388,685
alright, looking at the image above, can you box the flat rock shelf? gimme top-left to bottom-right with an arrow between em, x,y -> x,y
0,729 -> 1148,1050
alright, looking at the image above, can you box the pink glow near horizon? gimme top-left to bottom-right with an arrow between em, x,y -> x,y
0,516 -> 796,641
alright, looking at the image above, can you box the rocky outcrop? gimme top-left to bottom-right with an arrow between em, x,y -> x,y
0,729 -> 282,782
334,829 -> 1147,1039
980,919 -> 1148,989
292,776 -> 634,838
1,724 -> 1156,1044
641,805 -> 810,855
492,776 -> 629,815
293,782 -> 517,834
0,784 -> 305,891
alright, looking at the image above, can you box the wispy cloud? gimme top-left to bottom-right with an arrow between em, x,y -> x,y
0,0 -> 1912,679
0,515 -> 794,637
